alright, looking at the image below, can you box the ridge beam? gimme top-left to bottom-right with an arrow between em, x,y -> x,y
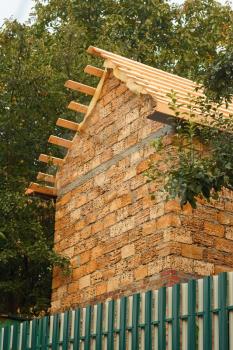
26,182 -> 57,197
68,101 -> 88,114
65,80 -> 96,96
48,135 -> 73,149
39,154 -> 64,167
84,65 -> 104,78
56,118 -> 80,131
37,172 -> 56,184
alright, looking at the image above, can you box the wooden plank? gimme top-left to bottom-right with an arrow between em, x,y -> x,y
37,172 -> 55,184
87,46 -> 196,86
39,154 -> 64,167
48,135 -> 73,149
68,101 -> 88,114
65,80 -> 96,96
26,182 -> 57,197
84,65 -> 104,78
56,118 -> 79,131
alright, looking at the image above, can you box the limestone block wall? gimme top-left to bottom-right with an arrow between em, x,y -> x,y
51,73 -> 233,312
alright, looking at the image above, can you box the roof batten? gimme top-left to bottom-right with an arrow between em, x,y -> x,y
65,80 -> 96,96
56,118 -> 80,131
39,154 -> 64,167
84,65 -> 104,78
48,135 -> 73,149
68,101 -> 88,114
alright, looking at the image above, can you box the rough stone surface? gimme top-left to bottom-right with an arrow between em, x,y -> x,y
51,74 -> 233,312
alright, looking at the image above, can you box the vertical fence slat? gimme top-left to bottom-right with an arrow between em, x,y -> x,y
145,291 -> 152,350
62,311 -> 70,350
73,309 -> 81,350
31,319 -> 37,350
107,301 -> 114,350
228,272 -> 233,350
197,279 -> 203,350
213,276 -> 219,350
158,287 -> 166,350
181,283 -> 188,350
41,316 -> 48,350
167,287 -> 172,350
12,323 -> 20,350
3,325 -> 10,350
218,272 -> 229,350
96,304 -> 103,350
131,294 -> 140,350
188,280 -> 196,350
119,297 -> 126,350
172,284 -> 180,350
52,314 -> 59,350
203,276 -> 211,350
84,306 -> 91,350
21,321 -> 28,350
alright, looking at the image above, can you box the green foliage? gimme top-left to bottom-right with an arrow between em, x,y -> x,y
204,46 -> 233,103
145,92 -> 233,208
0,0 -> 232,315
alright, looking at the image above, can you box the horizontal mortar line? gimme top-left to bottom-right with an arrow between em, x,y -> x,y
58,124 -> 173,197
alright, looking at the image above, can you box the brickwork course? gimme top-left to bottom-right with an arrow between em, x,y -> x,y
51,70 -> 233,313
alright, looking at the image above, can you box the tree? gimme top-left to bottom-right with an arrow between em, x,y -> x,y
0,0 -> 232,315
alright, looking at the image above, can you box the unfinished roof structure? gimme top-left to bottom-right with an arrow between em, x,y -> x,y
26,46 -> 233,197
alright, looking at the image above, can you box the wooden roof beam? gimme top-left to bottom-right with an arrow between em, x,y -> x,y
37,172 -> 56,184
65,80 -> 96,96
56,118 -> 80,131
39,154 -> 64,167
48,135 -> 73,149
26,182 -> 57,197
84,65 -> 104,78
68,101 -> 88,114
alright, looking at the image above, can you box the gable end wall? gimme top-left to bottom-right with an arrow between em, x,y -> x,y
51,73 -> 233,312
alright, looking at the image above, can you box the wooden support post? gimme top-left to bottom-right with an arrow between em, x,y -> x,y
26,182 -> 57,197
68,101 -> 88,114
39,154 -> 64,167
56,118 -> 79,131
37,172 -> 56,184
48,135 -> 73,149
84,65 -> 104,78
65,80 -> 96,96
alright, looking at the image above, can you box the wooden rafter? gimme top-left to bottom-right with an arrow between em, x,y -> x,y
56,118 -> 80,131
26,182 -> 57,197
65,80 -> 96,96
84,65 -> 104,78
39,154 -> 64,167
48,135 -> 73,149
37,172 -> 56,184
68,101 -> 88,114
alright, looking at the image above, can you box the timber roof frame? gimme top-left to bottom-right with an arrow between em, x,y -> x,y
26,46 -> 233,197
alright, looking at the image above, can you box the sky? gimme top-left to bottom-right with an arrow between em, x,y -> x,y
0,0 -> 232,26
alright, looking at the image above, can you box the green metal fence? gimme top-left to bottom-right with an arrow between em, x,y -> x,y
1,272 -> 233,349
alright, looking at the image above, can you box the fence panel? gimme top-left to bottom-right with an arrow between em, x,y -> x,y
1,272 -> 233,350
